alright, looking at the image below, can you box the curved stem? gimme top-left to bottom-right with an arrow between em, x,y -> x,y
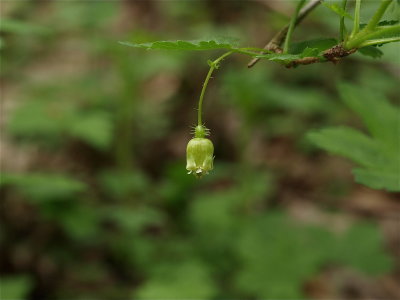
346,0 -> 394,49
365,0 -> 393,31
197,51 -> 233,126
346,24 -> 400,48
283,0 -> 306,53
358,37 -> 400,47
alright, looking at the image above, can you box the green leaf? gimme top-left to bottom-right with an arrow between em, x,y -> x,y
120,37 -> 239,51
1,173 -> 87,202
338,83 -> 400,150
235,212 -> 393,299
322,2 -> 353,19
105,206 -> 164,233
98,170 -> 150,199
307,126 -> 387,167
0,19 -> 50,35
353,168 -> 400,191
360,20 -> 399,28
7,98 -> 113,149
256,43 -> 331,64
333,222 -> 393,274
308,83 -> 400,192
300,47 -> 321,57
0,275 -> 32,300
377,20 -> 399,26
358,45 -> 384,58
57,205 -> 101,241
7,100 -> 70,140
68,111 -> 113,150
289,38 -> 338,55
133,260 -> 217,299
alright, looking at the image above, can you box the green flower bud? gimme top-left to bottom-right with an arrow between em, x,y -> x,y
186,137 -> 214,178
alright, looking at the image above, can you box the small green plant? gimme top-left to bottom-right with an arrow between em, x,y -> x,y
308,83 -> 400,192
122,0 -> 399,185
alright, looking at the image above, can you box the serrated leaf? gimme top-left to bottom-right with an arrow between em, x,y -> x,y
307,126 -> 387,167
322,2 -> 353,19
353,168 -> 400,191
358,45 -> 384,58
360,20 -> 399,28
120,37 -> 239,51
308,83 -> 400,192
338,83 -> 400,150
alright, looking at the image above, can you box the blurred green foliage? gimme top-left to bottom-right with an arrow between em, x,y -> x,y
308,83 -> 400,191
0,1 -> 398,300
0,276 -> 33,300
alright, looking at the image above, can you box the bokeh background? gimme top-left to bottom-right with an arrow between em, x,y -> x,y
1,1 -> 399,299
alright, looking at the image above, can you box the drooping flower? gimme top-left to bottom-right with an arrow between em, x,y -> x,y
186,125 -> 214,178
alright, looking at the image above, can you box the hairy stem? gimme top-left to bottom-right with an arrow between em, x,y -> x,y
197,51 -> 232,126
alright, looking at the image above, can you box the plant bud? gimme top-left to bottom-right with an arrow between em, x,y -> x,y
186,137 -> 214,178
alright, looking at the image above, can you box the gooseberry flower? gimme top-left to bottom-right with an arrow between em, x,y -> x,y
186,125 -> 214,178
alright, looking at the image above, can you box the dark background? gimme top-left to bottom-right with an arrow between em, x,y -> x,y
1,1 -> 399,299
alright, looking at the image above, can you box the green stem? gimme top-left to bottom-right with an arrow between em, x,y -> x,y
364,0 -> 392,31
340,0 -> 348,41
358,37 -> 400,47
346,0 -> 394,48
283,0 -> 306,53
346,24 -> 400,48
197,51 -> 232,126
351,0 -> 362,37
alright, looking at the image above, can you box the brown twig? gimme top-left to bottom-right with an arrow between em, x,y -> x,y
285,44 -> 357,68
248,0 -> 324,68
